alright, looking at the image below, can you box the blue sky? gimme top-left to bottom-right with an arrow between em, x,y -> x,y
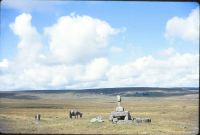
1,1 -> 199,60
0,1 -> 199,90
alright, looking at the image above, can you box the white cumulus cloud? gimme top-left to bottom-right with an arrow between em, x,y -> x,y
9,13 -> 43,67
165,7 -> 199,43
79,57 -> 110,82
0,59 -> 9,68
44,14 -> 118,64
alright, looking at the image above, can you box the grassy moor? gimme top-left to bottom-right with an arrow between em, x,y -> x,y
0,88 -> 198,134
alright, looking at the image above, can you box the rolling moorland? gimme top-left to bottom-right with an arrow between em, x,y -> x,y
0,87 -> 199,134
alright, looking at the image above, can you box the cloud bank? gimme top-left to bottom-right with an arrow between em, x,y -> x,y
0,11 -> 199,90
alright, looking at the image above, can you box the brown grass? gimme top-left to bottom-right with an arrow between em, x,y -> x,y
0,94 -> 199,134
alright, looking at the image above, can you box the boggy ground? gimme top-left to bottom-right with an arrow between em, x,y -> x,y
0,93 -> 199,134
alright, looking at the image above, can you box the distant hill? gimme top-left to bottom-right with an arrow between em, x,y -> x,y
0,87 -> 198,99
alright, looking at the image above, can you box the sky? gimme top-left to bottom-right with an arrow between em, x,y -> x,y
0,0 -> 199,90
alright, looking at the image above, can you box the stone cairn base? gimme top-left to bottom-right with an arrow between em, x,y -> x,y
90,116 -> 104,123
133,117 -> 151,123
109,95 -> 151,124
109,95 -> 133,124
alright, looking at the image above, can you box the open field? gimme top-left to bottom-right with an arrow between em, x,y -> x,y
0,90 -> 199,134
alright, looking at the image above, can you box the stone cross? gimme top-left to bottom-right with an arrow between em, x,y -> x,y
117,95 -> 121,107
35,114 -> 41,121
